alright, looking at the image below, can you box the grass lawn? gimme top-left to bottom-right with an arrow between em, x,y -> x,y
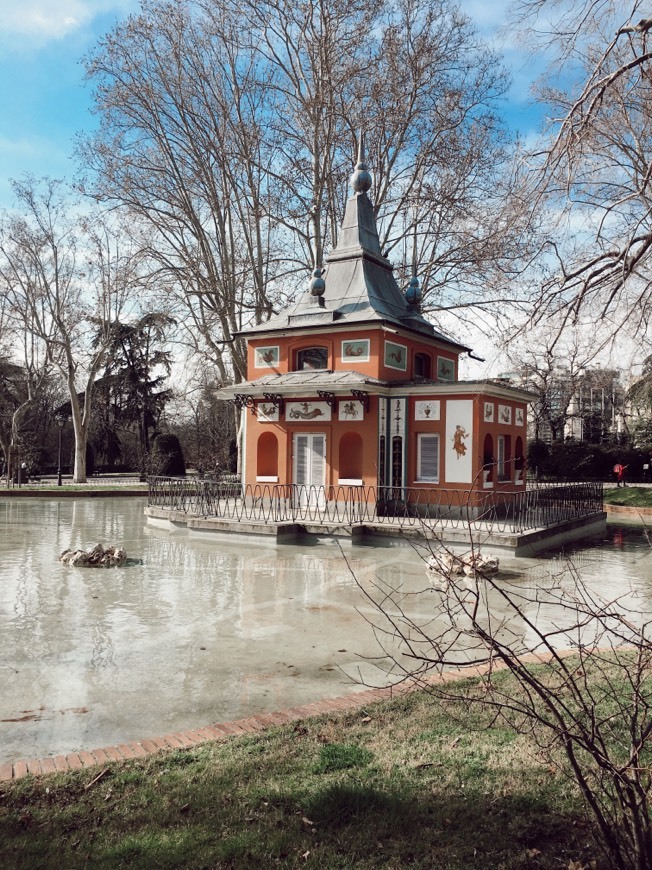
603,485 -> 652,507
0,686 -> 600,869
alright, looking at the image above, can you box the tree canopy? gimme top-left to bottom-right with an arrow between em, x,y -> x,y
81,0 -> 523,381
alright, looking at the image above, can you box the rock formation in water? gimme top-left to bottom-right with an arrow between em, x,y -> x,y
426,551 -> 499,589
59,543 -> 127,568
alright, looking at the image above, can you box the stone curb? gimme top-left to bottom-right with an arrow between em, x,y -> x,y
0,489 -> 147,498
0,687 -> 402,782
604,504 -> 652,518
0,650 -> 583,783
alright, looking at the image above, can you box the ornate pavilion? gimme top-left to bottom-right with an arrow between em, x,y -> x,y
217,147 -> 534,505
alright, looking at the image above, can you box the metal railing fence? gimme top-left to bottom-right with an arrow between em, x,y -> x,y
148,478 -> 604,535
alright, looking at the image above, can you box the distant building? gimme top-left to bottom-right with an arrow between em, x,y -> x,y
501,367 -> 626,444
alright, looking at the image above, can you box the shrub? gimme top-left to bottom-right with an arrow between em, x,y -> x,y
151,433 -> 186,477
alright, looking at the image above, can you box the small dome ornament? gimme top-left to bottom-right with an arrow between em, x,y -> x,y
350,133 -> 372,194
405,274 -> 422,306
309,267 -> 325,297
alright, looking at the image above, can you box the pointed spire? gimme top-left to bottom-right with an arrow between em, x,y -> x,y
350,131 -> 372,194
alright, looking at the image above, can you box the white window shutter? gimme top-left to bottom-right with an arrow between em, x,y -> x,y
419,435 -> 439,481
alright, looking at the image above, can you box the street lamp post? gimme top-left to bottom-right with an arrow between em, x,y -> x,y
56,416 -> 65,486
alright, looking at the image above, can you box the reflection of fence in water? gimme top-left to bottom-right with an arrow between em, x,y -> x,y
149,478 -> 603,535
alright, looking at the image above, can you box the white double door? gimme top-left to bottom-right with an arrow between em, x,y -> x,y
293,433 -> 326,508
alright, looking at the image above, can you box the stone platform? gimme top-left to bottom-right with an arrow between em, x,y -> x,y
145,505 -> 608,556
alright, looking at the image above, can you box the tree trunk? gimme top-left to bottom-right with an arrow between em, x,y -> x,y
74,438 -> 87,483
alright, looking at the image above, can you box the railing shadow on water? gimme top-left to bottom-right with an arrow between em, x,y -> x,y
148,477 -> 604,535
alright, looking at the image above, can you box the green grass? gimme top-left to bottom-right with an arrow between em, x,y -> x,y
0,687 -> 601,869
603,485 -> 652,507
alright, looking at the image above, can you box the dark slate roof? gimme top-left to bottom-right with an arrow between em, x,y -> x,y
242,183 -> 469,351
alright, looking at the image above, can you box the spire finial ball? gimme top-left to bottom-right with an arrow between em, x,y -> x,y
405,274 -> 422,305
309,267 -> 325,297
350,161 -> 372,193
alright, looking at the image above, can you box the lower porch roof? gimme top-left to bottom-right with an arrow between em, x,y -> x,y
216,371 -> 537,403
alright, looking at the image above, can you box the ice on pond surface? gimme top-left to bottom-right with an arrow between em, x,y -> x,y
0,497 -> 650,764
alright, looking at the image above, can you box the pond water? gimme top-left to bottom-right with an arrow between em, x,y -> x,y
1,497 -> 650,764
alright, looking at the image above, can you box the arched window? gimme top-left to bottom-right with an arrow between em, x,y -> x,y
414,352 -> 432,379
515,436 -> 525,483
256,432 -> 278,480
338,432 -> 363,483
483,434 -> 494,486
497,434 -> 511,482
295,347 -> 328,370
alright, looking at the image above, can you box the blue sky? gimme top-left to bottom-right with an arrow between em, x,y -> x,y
0,0 -> 546,212
0,0 -> 140,208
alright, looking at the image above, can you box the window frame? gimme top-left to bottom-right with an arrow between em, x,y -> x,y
416,433 -> 440,483
295,346 -> 329,371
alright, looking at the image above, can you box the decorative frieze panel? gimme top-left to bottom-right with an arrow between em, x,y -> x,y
437,356 -> 455,381
254,346 -> 280,368
390,397 -> 407,436
286,401 -> 332,422
445,399 -> 473,484
415,400 -> 440,421
498,404 -> 512,425
384,341 -> 407,371
341,339 -> 370,362
257,403 -> 280,422
338,399 -> 364,421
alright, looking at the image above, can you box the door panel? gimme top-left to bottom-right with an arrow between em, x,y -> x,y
293,433 -> 326,508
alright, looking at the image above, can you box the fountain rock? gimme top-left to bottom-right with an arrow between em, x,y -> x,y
426,550 -> 499,586
59,543 -> 127,568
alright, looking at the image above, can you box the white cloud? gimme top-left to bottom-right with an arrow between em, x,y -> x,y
0,1 -> 138,42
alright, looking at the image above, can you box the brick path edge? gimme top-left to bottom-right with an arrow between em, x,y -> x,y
0,652 -> 578,783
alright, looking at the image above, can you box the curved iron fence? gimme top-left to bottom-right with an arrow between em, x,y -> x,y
148,478 -> 604,535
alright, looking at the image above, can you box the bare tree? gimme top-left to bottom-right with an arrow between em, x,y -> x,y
0,178 -> 140,482
353,529 -> 652,869
0,327 -> 52,485
500,319 -> 615,441
81,0 -> 289,385
510,0 -> 652,340
81,0 -> 526,381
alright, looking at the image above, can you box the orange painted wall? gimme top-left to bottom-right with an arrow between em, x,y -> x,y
404,393 -> 528,493
248,329 -> 459,383
245,396 -> 380,488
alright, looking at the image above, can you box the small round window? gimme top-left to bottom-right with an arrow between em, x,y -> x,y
296,347 -> 328,370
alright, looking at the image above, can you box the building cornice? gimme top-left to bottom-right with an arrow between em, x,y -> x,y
217,375 -> 537,404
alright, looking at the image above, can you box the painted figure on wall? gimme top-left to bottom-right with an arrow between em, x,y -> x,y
452,424 -> 469,458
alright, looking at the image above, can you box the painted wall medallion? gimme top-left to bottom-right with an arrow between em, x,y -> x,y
384,341 -> 407,371
285,401 -> 332,422
437,356 -> 455,381
258,403 -> 279,423
484,402 -> 494,423
338,399 -> 364,421
415,400 -> 441,421
498,404 -> 512,425
341,339 -> 370,362
254,345 -> 279,368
